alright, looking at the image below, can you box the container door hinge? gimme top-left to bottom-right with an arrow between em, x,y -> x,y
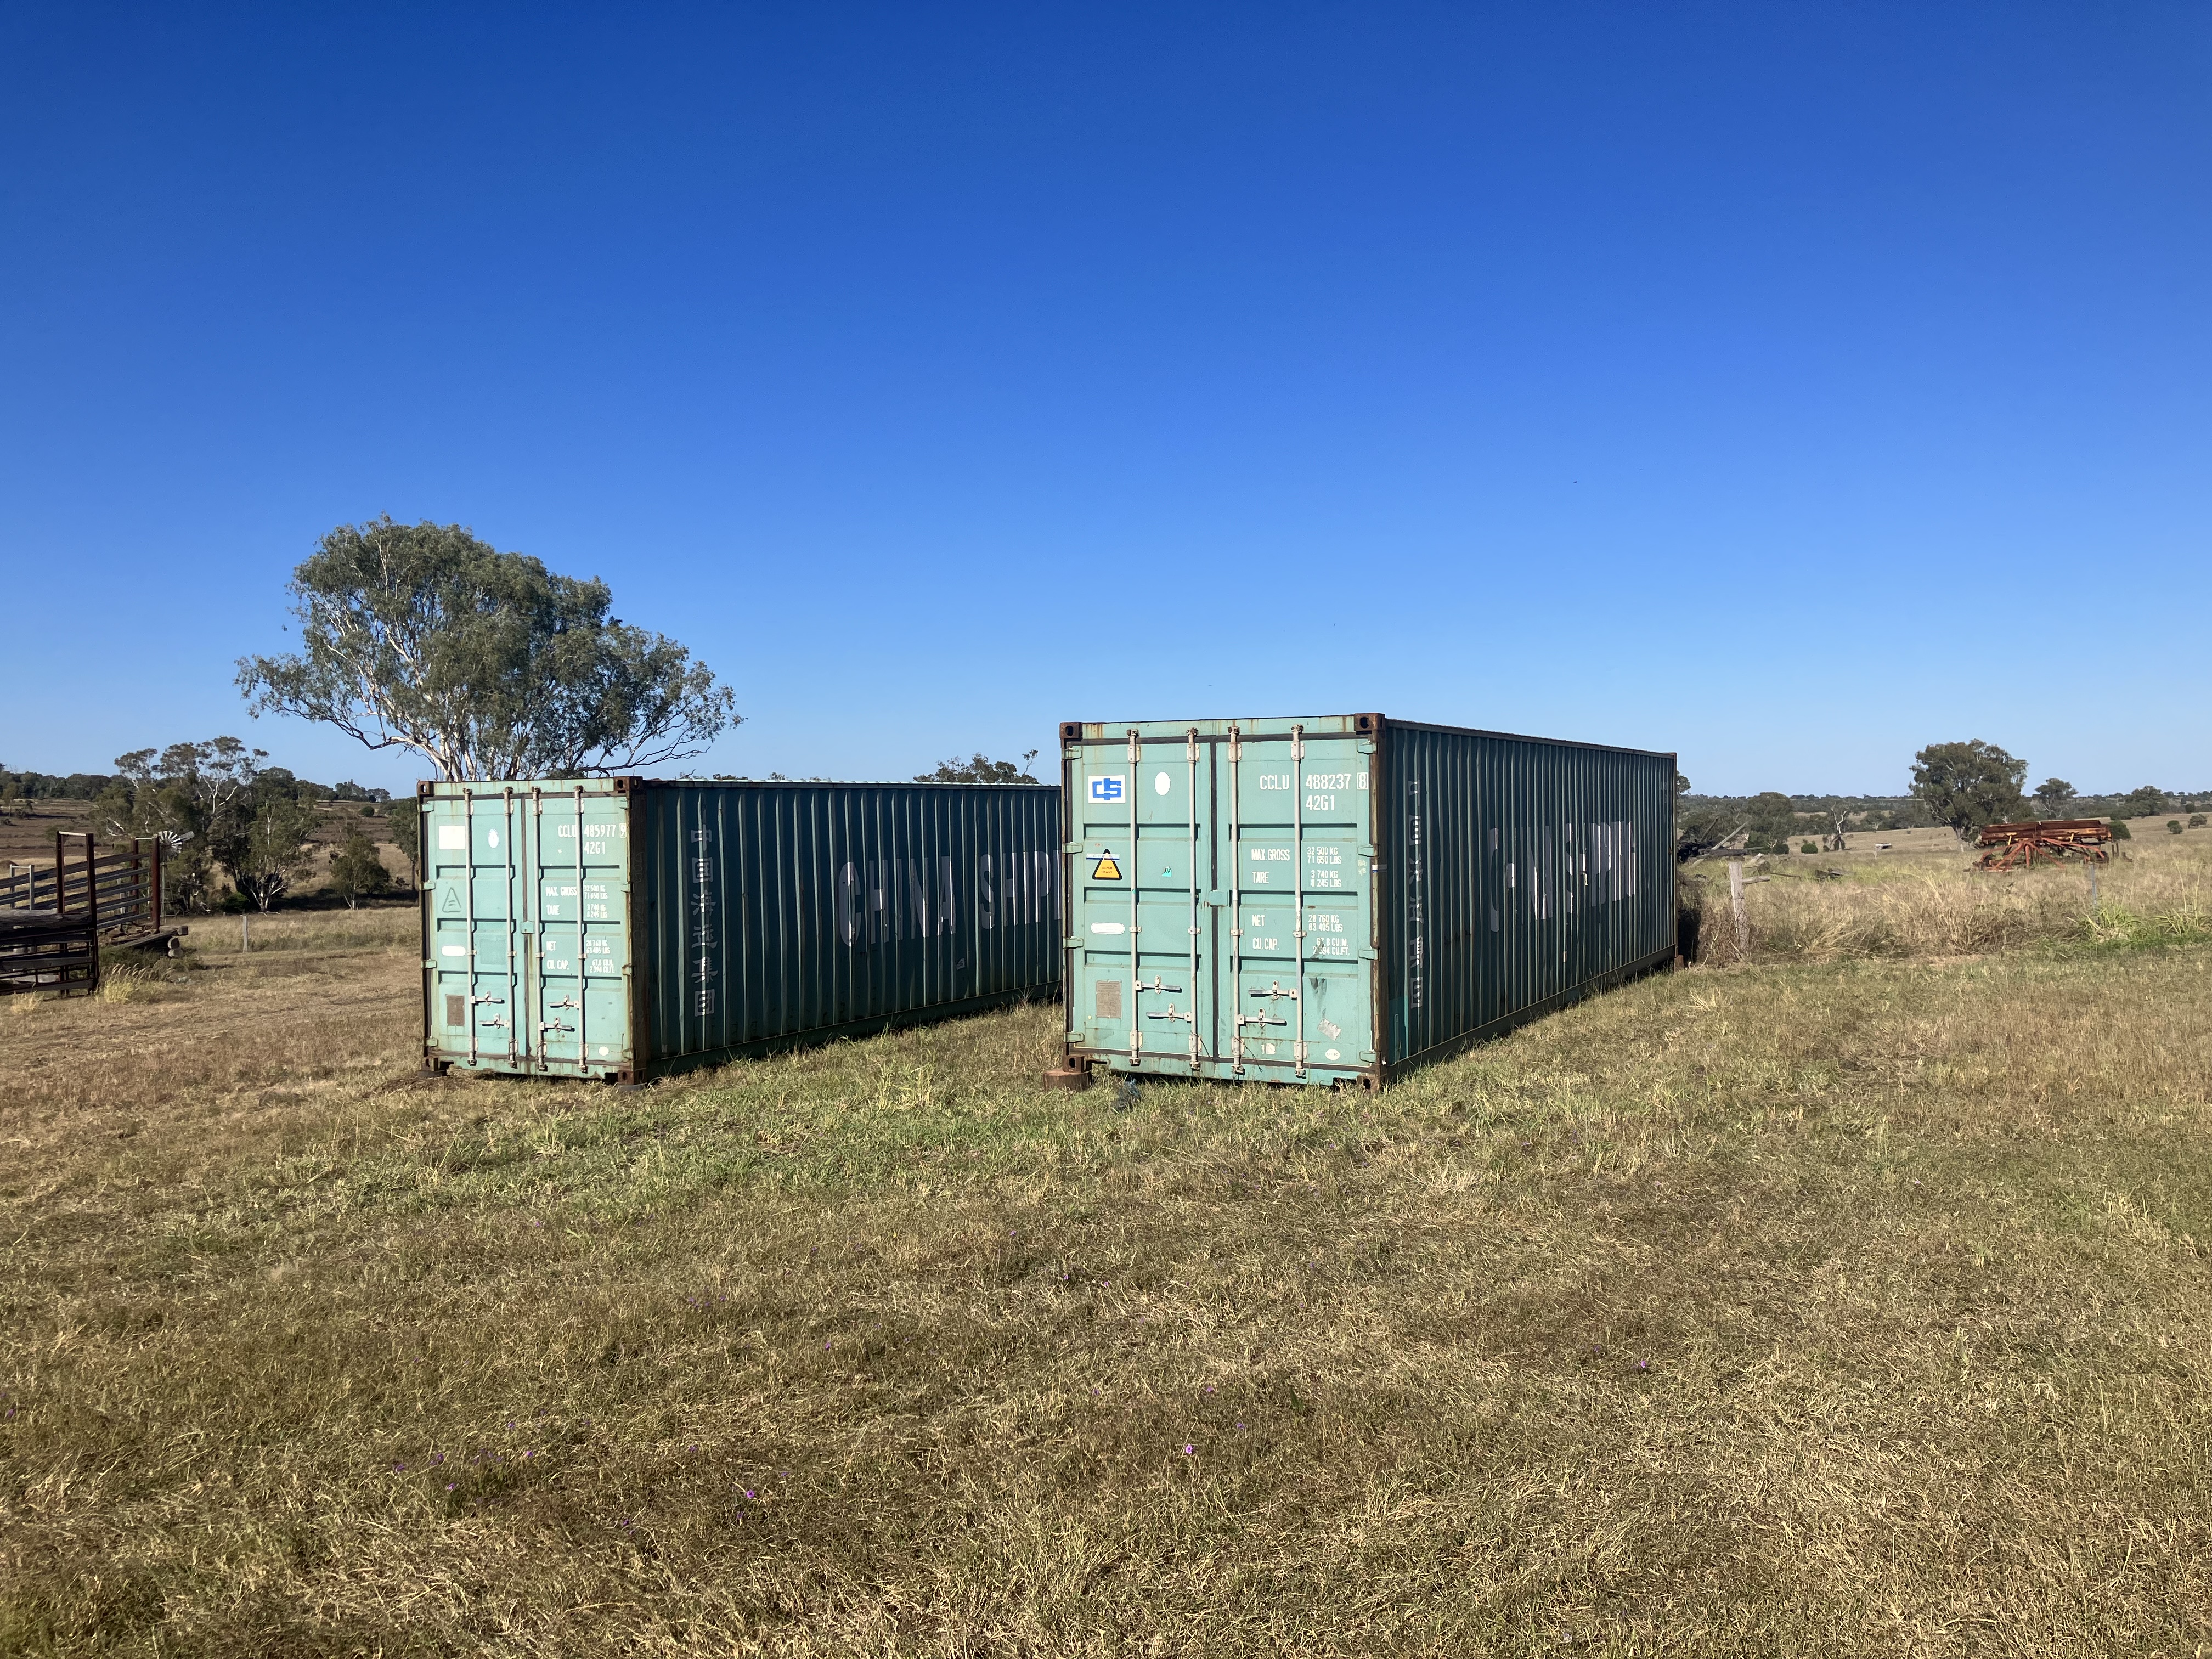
1357,946 -> 1380,961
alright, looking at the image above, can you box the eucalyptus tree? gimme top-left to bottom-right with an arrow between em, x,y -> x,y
238,517 -> 740,781
1910,740 -> 2027,843
94,737 -> 268,912
2032,777 -> 2075,816
915,750 -> 1040,783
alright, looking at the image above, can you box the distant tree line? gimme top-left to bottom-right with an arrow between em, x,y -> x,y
1,764 -> 390,805
915,751 -> 1040,784
2,741 -> 411,914
1677,744 -> 2209,859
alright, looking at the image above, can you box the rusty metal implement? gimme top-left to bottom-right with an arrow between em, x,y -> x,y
1973,819 -> 2113,871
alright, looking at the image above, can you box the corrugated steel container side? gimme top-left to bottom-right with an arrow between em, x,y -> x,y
1381,721 -> 1675,1071
631,781 -> 1061,1074
421,778 -> 1060,1082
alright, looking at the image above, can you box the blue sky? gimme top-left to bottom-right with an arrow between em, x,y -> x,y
3,3 -> 2206,794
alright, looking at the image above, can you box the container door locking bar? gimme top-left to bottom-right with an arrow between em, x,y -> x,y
503,787 -> 520,1068
1186,726 -> 1203,1067
462,788 -> 479,1069
574,784 -> 588,1067
1291,724 -> 1307,1076
1128,728 -> 1142,1067
1227,725 -> 1242,1074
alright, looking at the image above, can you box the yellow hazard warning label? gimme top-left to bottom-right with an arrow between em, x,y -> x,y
1090,850 -> 1123,881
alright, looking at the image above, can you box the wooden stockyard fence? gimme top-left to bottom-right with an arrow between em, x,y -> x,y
0,832 -> 174,996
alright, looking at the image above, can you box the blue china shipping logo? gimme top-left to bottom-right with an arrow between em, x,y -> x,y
1088,775 -> 1126,804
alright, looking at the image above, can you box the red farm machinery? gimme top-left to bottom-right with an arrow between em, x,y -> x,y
1972,819 -> 2114,872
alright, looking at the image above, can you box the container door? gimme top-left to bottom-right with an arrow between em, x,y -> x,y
425,791 -> 528,1071
523,787 -> 633,1076
1068,721 -> 1376,1084
425,786 -> 632,1078
1071,729 -> 1215,1071
1222,727 -> 1375,1079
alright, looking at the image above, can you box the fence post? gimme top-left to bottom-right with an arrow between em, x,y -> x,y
1729,858 -> 1749,960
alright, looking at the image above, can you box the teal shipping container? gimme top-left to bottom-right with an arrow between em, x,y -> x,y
417,777 -> 1060,1082
1058,713 -> 1675,1089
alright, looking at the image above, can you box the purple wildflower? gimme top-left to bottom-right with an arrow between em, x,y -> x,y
1182,1443 -> 1195,1455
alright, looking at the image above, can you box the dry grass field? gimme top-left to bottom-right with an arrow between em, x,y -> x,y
1686,818 -> 2212,966
4,835 -> 2211,1656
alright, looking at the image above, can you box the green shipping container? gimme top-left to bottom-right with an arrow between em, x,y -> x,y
1058,713 -> 1676,1088
417,777 -> 1060,1082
